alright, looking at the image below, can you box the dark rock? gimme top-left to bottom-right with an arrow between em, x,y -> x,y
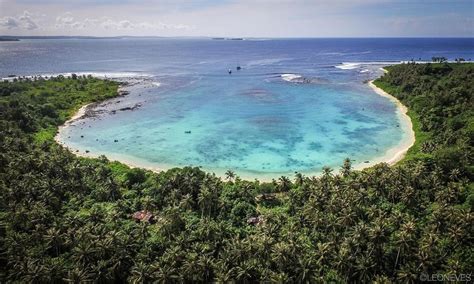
119,103 -> 142,112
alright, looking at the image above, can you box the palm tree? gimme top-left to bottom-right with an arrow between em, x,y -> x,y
197,187 -> 213,217
295,256 -> 317,283
277,176 -> 292,192
340,158 -> 352,177
179,193 -> 194,211
235,260 -> 254,282
92,260 -> 113,283
141,196 -> 154,211
23,260 -> 48,283
44,227 -> 63,257
129,261 -> 152,283
151,263 -> 180,283
72,241 -> 97,266
396,262 -> 418,283
354,252 -> 376,282
225,170 -> 236,182
214,264 -> 235,282
393,220 -> 416,270
294,172 -> 304,187
63,267 -> 94,283
104,177 -> 120,201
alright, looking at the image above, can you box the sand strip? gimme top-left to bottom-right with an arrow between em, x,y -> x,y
363,80 -> 415,166
55,103 -> 92,147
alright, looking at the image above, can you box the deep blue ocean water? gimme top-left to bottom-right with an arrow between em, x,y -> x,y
1,38 -> 473,178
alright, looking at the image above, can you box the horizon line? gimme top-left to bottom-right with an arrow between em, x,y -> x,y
1,35 -> 474,39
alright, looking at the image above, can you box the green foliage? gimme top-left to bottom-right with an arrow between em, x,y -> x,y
374,63 -> 473,178
0,66 -> 473,282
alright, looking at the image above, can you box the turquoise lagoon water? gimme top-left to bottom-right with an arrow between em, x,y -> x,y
61,75 -> 405,177
1,38 -> 473,178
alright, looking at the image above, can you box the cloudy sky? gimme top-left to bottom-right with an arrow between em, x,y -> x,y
0,0 -> 473,37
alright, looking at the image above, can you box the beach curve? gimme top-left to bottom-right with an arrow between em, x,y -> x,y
364,79 -> 415,166
55,75 -> 416,180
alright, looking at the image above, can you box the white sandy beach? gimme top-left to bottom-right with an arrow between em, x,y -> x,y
364,80 -> 415,166
54,102 -> 168,173
54,103 -> 91,147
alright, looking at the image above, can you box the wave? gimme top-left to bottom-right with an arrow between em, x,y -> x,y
76,72 -> 152,78
320,51 -> 372,56
335,63 -> 361,70
246,58 -> 291,67
280,74 -> 330,84
335,60 -> 466,71
335,61 -> 401,70
281,73 -> 303,82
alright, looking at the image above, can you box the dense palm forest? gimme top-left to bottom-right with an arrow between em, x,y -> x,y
1,64 -> 472,282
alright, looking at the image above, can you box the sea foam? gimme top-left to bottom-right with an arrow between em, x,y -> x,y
281,73 -> 303,82
335,61 -> 402,70
335,63 -> 361,70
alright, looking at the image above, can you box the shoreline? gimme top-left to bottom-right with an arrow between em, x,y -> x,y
55,77 -> 416,181
364,79 -> 415,166
55,103 -> 93,148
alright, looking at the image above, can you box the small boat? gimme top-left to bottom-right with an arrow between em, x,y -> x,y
236,66 -> 242,70
185,130 -> 191,134
228,69 -> 232,74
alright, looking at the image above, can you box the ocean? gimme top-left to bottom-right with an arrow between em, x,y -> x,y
1,37 -> 473,178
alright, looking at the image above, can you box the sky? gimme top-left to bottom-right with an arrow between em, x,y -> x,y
0,0 -> 473,37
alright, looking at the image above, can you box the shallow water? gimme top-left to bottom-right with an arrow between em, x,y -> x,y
2,38 -> 473,177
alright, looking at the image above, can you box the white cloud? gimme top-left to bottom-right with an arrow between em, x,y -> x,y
55,12 -> 75,27
119,20 -> 133,29
0,11 -> 39,30
0,17 -> 19,29
97,17 -> 193,31
52,12 -> 193,32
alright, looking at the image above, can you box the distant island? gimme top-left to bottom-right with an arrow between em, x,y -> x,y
0,35 -> 172,40
0,37 -> 19,41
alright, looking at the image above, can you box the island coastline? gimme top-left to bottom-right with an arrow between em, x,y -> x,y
361,79 -> 416,166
